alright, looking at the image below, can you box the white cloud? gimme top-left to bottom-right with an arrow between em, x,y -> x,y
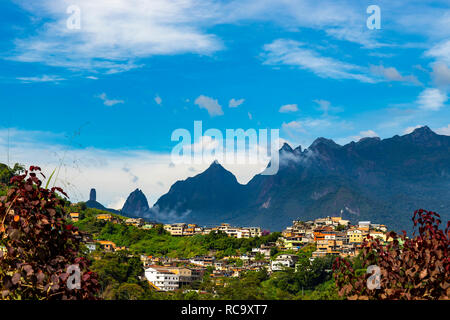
431,62 -> 450,88
108,197 -> 126,210
11,0 -> 223,73
426,40 -> 450,65
186,136 -> 220,153
403,125 -> 424,135
279,104 -> 298,113
194,95 -> 223,116
370,65 -> 421,85
282,120 -> 303,132
313,99 -> 343,116
248,111 -> 253,120
435,124 -> 450,136
229,98 -> 245,108
223,0 -> 381,48
262,39 -> 375,83
417,88 -> 447,111
352,130 -> 378,141
96,92 -> 124,106
0,128 -> 268,207
154,95 -> 162,105
8,1 -> 450,76
282,118 -> 334,135
16,75 -> 65,83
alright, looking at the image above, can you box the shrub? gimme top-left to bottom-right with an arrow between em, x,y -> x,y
0,166 -> 99,299
333,209 -> 449,300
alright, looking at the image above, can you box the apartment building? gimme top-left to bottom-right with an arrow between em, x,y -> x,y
145,266 -> 180,291
217,223 -> 261,238
252,245 -> 272,258
125,218 -> 145,227
165,267 -> 194,287
189,256 -> 215,266
347,228 -> 365,243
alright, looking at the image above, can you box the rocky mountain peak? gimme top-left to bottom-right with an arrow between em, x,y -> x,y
89,188 -> 96,202
121,188 -> 150,218
309,137 -> 340,150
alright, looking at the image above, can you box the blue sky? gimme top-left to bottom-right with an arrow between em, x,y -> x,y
0,0 -> 449,208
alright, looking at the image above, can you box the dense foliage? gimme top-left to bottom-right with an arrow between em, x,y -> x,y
333,209 -> 449,300
0,166 -> 99,300
0,163 -> 24,189
90,250 -> 153,300
73,208 -> 280,258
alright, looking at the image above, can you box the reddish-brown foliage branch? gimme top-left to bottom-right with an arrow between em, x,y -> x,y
0,166 -> 99,300
333,209 -> 449,300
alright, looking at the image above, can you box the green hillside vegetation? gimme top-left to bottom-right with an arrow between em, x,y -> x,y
0,163 -> 24,196
70,204 -> 281,258
69,204 -> 342,299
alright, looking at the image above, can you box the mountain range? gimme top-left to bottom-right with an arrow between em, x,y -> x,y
89,126 -> 450,232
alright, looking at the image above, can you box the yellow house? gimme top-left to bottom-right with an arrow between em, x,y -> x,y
97,240 -> 116,251
69,212 -> 79,222
348,229 -> 363,243
282,238 -> 303,250
96,214 -> 112,221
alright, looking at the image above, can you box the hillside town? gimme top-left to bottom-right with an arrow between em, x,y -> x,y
69,211 -> 393,292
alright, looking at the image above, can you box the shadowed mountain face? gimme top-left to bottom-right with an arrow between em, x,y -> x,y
121,188 -> 151,218
152,126 -> 450,231
152,160 -> 246,224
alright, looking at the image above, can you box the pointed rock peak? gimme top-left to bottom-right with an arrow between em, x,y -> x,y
280,142 -> 294,153
122,188 -> 150,216
203,160 -> 234,176
89,188 -> 96,202
190,160 -> 239,185
207,160 -> 225,170
309,137 -> 340,149
294,145 -> 302,153
410,125 -> 435,136
403,126 -> 440,145
127,188 -> 147,199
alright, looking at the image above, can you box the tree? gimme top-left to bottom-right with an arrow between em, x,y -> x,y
114,283 -> 145,300
0,163 -> 24,185
333,209 -> 449,300
270,247 -> 279,258
0,166 -> 99,300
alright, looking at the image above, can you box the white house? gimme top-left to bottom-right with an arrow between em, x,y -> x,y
145,266 -> 180,291
271,254 -> 299,272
